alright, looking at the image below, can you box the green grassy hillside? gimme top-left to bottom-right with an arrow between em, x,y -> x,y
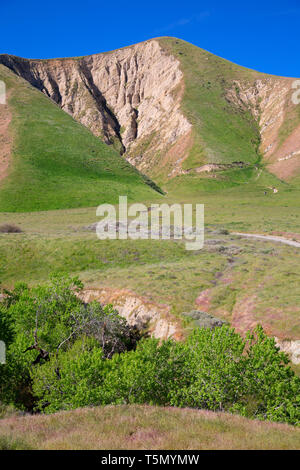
156,38 -> 300,192
164,38 -> 262,161
1,39 -> 300,451
0,64 -> 161,212
151,37 -> 263,182
2,38 -> 299,200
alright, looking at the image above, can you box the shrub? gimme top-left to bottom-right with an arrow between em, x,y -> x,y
31,339 -> 108,413
0,274 -> 142,409
169,325 -> 300,425
100,338 -> 186,406
30,324 -> 300,425
1,275 -> 300,426
169,326 -> 247,411
31,337 -> 185,412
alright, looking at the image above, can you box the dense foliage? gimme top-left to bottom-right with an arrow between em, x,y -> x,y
1,276 -> 299,425
0,275 -> 142,409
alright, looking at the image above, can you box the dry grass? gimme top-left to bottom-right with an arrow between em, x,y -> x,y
0,405 -> 299,450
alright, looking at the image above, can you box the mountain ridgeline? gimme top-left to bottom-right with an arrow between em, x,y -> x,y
0,37 -> 300,211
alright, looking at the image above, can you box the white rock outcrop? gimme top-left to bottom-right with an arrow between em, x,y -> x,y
79,287 -> 181,341
0,40 -> 191,173
275,337 -> 300,365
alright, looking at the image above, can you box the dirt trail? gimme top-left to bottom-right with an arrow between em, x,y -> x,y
232,232 -> 300,247
0,92 -> 12,182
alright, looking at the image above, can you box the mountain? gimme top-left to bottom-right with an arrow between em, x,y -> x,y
0,37 -> 300,210
0,63 -> 161,212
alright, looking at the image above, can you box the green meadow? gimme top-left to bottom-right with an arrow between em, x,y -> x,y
1,181 -> 300,340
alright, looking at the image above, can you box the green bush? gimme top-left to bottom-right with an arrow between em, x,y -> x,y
1,276 -> 299,426
31,339 -> 108,413
30,324 -> 300,425
100,338 -> 186,406
31,337 -> 184,412
0,274 -> 142,409
169,326 -> 300,425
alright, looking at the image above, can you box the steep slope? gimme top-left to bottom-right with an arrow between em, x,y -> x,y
1,37 -> 299,193
158,38 -> 300,185
0,64 -> 161,212
0,40 -> 191,180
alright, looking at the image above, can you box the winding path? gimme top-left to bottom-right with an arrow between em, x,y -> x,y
232,232 -> 300,248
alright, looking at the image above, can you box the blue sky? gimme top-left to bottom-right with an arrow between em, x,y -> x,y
1,0 -> 299,77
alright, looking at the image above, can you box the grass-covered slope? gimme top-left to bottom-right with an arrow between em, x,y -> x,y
0,64 -> 161,212
1,405 -> 300,450
2,38 -> 298,198
157,37 -> 300,191
1,185 -> 300,341
157,38 -> 262,173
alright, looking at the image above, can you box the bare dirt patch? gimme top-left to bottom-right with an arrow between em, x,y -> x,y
231,294 -> 259,334
268,157 -> 300,182
0,93 -> 12,183
267,123 -> 300,181
195,288 -> 212,312
164,129 -> 193,177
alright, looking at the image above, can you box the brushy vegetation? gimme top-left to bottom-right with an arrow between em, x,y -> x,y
0,65 -> 160,212
0,275 -> 299,425
0,274 -> 143,410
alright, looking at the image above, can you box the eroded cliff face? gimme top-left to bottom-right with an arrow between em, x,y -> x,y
1,40 -> 299,181
79,286 -> 300,363
226,78 -> 300,180
275,337 -> 300,365
0,40 -> 191,173
79,287 -> 182,341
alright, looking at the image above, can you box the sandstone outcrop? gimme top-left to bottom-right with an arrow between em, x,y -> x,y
79,287 -> 182,341
0,40 -> 191,174
226,78 -> 300,180
275,337 -> 300,365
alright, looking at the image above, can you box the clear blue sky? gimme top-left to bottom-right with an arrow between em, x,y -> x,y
1,0 -> 299,77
